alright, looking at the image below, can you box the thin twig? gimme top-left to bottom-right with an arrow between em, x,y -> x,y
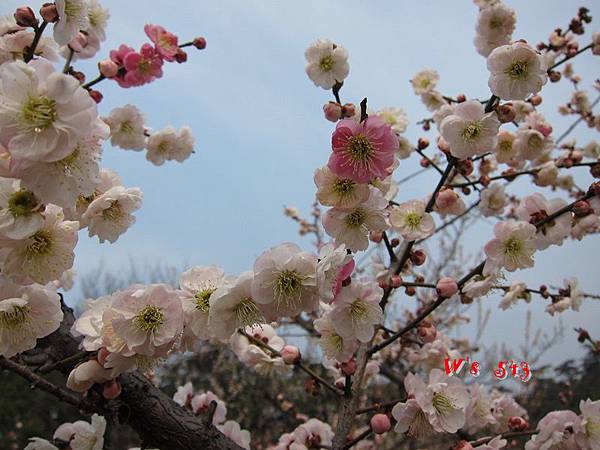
24,21 -> 48,62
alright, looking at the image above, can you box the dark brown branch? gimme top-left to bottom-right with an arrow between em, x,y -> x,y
24,21 -> 48,62
547,43 -> 593,72
469,429 -> 538,446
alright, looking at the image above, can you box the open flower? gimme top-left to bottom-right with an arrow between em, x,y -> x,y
494,130 -> 518,164
54,0 -> 90,45
304,39 -> 349,89
218,421 -> 251,450
230,324 -> 288,376
330,280 -> 383,342
393,398 -> 435,439
524,410 -> 584,450
0,60 -> 98,162
579,399 -> 600,449
499,282 -> 530,310
3,204 -> 78,285
375,107 -> 409,133
314,312 -> 358,362
251,243 -> 318,319
515,193 -> 571,250
389,199 -> 435,241
314,165 -> 370,209
81,185 -> 143,243
0,275 -> 63,358
85,0 -> 110,42
291,419 -> 334,450
123,43 -> 164,87
322,187 -> 389,251
328,116 -> 398,183
110,284 -> 184,357
487,42 -> 547,100
53,414 -> 106,450
316,242 -> 354,303
513,128 -> 553,161
145,125 -> 194,166
474,3 -> 516,57
209,271 -> 266,340
440,100 -> 500,159
484,220 -> 537,273
145,24 -> 179,62
464,384 -> 497,433
479,183 -> 506,217
103,105 -> 147,150
411,69 -> 439,95
0,177 -> 43,239
191,391 -> 228,425
179,265 -> 229,342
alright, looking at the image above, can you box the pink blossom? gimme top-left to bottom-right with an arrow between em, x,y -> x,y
328,116 -> 398,183
144,24 -> 179,62
123,43 -> 164,87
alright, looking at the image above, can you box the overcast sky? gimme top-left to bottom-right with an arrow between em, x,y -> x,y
4,0 -> 599,370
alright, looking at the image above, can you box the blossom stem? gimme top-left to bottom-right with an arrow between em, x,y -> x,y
416,199 -> 481,244
484,94 -> 499,113
547,43 -> 593,72
63,47 -> 75,74
355,399 -> 404,415
555,94 -> 600,144
382,231 -> 397,263
82,74 -> 106,90
24,21 -> 48,63
37,350 -> 95,374
341,427 -> 373,450
469,429 -> 538,446
332,81 -> 343,104
359,98 -> 368,122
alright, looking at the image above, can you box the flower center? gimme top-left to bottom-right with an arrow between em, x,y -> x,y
319,55 -> 334,72
119,121 -> 134,134
194,288 -> 215,313
350,299 -> 368,321
0,304 -> 31,329
345,208 -> 366,228
504,237 -> 523,259
234,297 -> 264,328
499,140 -> 513,153
347,134 -> 374,163
102,201 -> 122,222
332,178 -> 356,197
408,409 -> 433,438
404,212 -> 422,230
274,269 -> 304,303
26,231 -> 53,257
586,419 -> 600,440
157,141 -> 171,154
506,60 -> 529,80
527,133 -> 543,151
329,333 -> 344,351
138,58 -> 152,74
88,8 -> 108,27
134,305 -> 164,332
7,189 -> 37,217
21,96 -> 57,132
64,0 -> 83,20
432,392 -> 454,415
419,78 -> 430,89
462,121 -> 482,141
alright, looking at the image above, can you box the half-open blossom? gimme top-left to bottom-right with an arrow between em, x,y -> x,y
314,311 -> 358,362
479,183 -> 506,217
209,271 -> 266,340
0,177 -> 43,239
230,324 -> 288,376
291,419 -> 334,450
53,0 -> 90,45
103,104 -> 147,150
524,410 -> 584,450
251,243 -> 318,319
411,69 -> 439,95
179,265 -> 229,342
314,166 -> 370,209
434,188 -> 466,218
304,39 -> 349,89
515,193 -> 571,250
498,282 -> 530,310
81,185 -> 143,243
322,187 -> 389,251
440,100 -> 500,159
53,414 -> 105,450
123,43 -> 164,87
487,42 -> 547,100
316,242 -> 354,303
484,220 -> 537,274
145,24 -> 179,62
145,125 -> 194,166
328,116 -> 398,183
330,281 -> 383,342
110,284 -> 184,357
3,205 -> 78,285
0,60 -> 98,162
0,275 -> 63,357
389,199 -> 435,241
218,421 -> 251,450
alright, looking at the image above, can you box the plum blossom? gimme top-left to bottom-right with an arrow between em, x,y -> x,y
421,90 -> 448,112
483,220 -> 537,274
375,107 -> 409,133
304,39 -> 349,89
110,284 -> 184,357
396,135 -> 413,159
434,188 -> 466,217
191,391 -> 228,425
515,193 -> 571,250
490,389 -> 527,432
389,199 -> 435,240
145,24 -> 179,62
24,438 -> 58,450
173,381 -> 194,407
316,242 -> 354,303
53,414 -> 106,450
322,187 -> 388,251
85,0 -> 110,42
464,384 -> 497,433
411,69 -> 439,94
330,281 -> 383,342
209,271 -> 266,340
479,183 -> 506,217
328,116 -> 398,183
513,128 -> 553,161
179,265 -> 229,342
474,2 -> 516,57
3,204 -> 78,285
0,177 -> 43,239
546,278 -> 583,315
54,0 -> 90,46
218,421 -> 251,450
145,125 -> 194,165
0,275 -> 63,357
462,272 -> 500,300
81,185 -> 142,243
314,311 -> 358,362
392,398 -> 435,439
291,418 -> 334,449
0,60 -> 98,162
475,437 -> 507,450
230,324 -> 288,375
314,165 -> 370,209
487,42 -> 547,100
579,399 -> 600,449
251,243 -> 318,319
499,282 -> 530,310
494,130 -> 517,164
440,100 -> 500,159
405,333 -> 461,373
524,410 -> 584,450
0,29 -> 59,63
103,104 -> 147,150
122,43 -> 164,87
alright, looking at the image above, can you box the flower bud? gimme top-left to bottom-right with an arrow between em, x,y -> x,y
590,164 -> 600,179
98,59 -> 119,78
496,104 -> 516,123
417,137 -> 429,150
508,416 -> 529,431
405,286 -> 416,296
390,275 -> 402,288
436,277 -> 458,298
341,359 -> 356,376
410,250 -> 426,266
549,71 -> 562,82
369,231 -> 383,243
572,200 -> 592,217
370,414 -> 391,434
193,37 -> 207,49
390,238 -> 400,247
342,103 -> 356,118
420,157 -> 430,168
175,48 -> 188,63
452,441 -> 474,450
89,89 -> 103,104
305,378 -> 319,396
529,95 -> 542,106
281,345 -> 300,365
577,328 -> 590,343
40,3 -> 59,22
102,380 -> 122,400
418,325 -> 437,343
456,94 -> 466,103
14,6 -> 38,28
323,101 -> 343,122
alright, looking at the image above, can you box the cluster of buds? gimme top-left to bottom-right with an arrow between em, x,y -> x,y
283,205 -> 319,237
322,101 -> 356,122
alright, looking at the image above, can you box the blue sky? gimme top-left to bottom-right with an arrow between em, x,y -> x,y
4,0 -> 599,368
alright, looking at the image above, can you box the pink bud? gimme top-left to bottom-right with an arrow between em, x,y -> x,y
508,416 -> 529,431
89,90 -> 103,104
14,6 -> 38,28
390,275 -> 402,289
369,231 -> 383,243
97,347 -> 110,366
452,441 -> 474,450
436,277 -> 458,298
435,189 -> 458,211
370,414 -> 391,434
342,103 -> 356,118
323,102 -> 342,122
534,123 -> 553,138
281,345 -> 300,365
340,359 -> 356,376
417,325 -> 437,343
40,3 -> 58,23
68,32 -> 88,52
98,59 -> 119,78
175,48 -> 188,63
102,380 -> 122,400
193,37 -> 207,50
